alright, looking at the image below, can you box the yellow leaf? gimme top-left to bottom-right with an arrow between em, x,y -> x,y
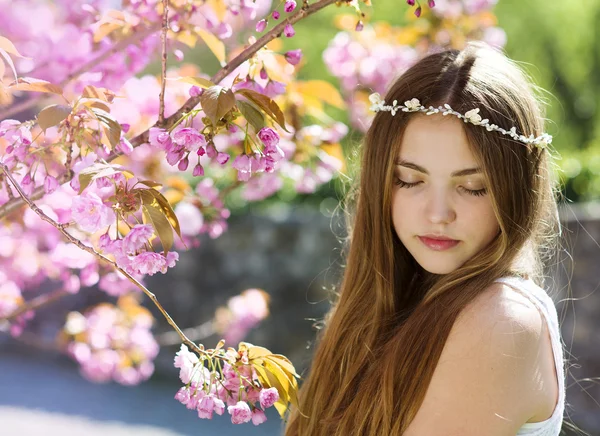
0,36 -> 25,57
273,400 -> 288,419
196,28 -> 226,66
37,104 -> 71,132
141,200 -> 174,254
82,85 -> 115,103
204,0 -> 227,21
0,49 -> 18,82
268,354 -> 301,379
264,358 -> 299,408
236,88 -> 289,133
9,77 -> 63,95
296,80 -> 346,109
247,345 -> 273,360
200,86 -> 236,125
90,107 -> 121,148
147,188 -> 183,242
173,30 -> 198,49
172,76 -> 216,89
93,22 -> 123,43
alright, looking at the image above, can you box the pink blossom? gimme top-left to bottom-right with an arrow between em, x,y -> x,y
178,156 -> 190,171
44,175 -> 59,194
284,0 -> 296,12
189,86 -> 202,97
283,23 -> 295,38
264,80 -> 286,98
174,344 -> 203,384
216,152 -> 230,165
257,127 -> 280,149
197,394 -> 215,419
175,202 -> 204,237
251,408 -> 267,425
129,252 -> 167,276
175,387 -> 191,406
255,19 -> 267,32
171,127 -> 206,151
284,49 -> 302,65
213,397 -> 226,415
123,224 -> 154,253
148,127 -> 173,150
71,193 -> 115,233
259,387 -> 279,409
227,401 -> 252,424
355,20 -> 364,31
193,164 -> 204,176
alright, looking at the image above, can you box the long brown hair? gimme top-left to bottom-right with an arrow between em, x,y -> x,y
284,41 -> 561,435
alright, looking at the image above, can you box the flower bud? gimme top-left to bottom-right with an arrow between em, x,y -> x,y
428,0 -> 435,6
255,19 -> 267,32
272,10 -> 280,19
414,6 -> 422,17
283,23 -> 295,37
284,0 -> 296,12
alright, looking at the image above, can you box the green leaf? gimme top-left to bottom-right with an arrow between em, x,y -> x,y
200,86 -> 236,125
235,88 -> 289,133
37,104 -> 71,132
236,99 -> 265,132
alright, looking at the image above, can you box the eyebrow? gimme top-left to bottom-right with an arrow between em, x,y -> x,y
395,160 -> 482,177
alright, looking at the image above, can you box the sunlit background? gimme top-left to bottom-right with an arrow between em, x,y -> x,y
1,0 -> 599,435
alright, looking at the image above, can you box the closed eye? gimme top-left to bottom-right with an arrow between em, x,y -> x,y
395,178 -> 488,197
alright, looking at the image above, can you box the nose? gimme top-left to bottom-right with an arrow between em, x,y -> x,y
425,188 -> 456,225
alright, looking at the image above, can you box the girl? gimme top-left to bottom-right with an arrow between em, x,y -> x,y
285,41 -> 566,435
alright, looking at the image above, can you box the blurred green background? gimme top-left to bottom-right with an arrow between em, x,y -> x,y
281,0 -> 600,205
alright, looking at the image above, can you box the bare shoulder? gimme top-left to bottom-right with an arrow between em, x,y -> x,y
404,282 -> 546,436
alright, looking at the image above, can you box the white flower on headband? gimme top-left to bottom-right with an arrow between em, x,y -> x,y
404,98 -> 421,112
367,91 -> 551,150
369,92 -> 385,112
464,108 -> 483,125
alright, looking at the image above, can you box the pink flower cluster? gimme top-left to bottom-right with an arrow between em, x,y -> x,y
99,226 -> 179,277
64,297 -> 159,385
173,344 -> 279,425
214,289 -> 270,345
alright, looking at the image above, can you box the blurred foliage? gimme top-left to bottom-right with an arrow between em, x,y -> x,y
179,0 -> 600,214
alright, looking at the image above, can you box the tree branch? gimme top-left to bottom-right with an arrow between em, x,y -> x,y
0,0 -> 343,219
2,288 -> 69,323
0,162 -> 207,356
158,0 -> 170,126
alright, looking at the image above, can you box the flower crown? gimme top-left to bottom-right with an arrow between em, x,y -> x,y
368,92 -> 552,149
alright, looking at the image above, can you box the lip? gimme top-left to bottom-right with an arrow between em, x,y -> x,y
418,235 -> 460,251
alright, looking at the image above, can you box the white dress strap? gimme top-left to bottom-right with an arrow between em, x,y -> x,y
494,276 -> 565,436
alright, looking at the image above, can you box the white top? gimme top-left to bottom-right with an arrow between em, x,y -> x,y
494,276 -> 565,436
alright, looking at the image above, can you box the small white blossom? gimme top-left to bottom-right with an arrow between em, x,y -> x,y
369,92 -> 385,112
464,108 -> 483,125
404,98 -> 421,112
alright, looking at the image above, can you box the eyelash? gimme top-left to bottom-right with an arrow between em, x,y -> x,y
394,178 -> 488,197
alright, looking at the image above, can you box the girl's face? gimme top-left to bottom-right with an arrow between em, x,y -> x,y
391,114 -> 500,275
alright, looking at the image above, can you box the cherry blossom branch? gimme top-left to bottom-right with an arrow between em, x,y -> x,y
1,288 -> 69,323
157,319 -> 214,346
0,23 -> 161,121
158,0 -> 169,126
0,0 -> 343,219
0,162 -> 207,356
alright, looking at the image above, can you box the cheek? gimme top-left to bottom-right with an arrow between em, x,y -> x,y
463,199 -> 499,240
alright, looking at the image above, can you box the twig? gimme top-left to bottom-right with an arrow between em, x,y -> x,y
157,319 -> 214,346
0,162 -> 206,356
2,288 -> 69,322
0,23 -> 161,121
158,0 -> 169,126
0,0 -> 343,219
